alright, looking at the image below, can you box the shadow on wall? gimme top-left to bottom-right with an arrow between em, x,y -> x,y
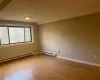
0,0 -> 12,12
39,12 -> 100,64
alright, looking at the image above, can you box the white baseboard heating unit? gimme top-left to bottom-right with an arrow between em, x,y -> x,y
0,53 -> 34,63
43,52 -> 57,57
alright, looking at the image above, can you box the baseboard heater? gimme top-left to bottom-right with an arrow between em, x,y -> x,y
43,52 -> 57,57
0,53 -> 34,63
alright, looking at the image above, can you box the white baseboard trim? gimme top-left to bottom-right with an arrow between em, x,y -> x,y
57,56 -> 100,67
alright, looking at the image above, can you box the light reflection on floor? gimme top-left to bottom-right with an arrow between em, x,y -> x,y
5,69 -> 33,80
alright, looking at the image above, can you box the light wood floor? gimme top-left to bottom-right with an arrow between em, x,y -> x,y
0,54 -> 100,80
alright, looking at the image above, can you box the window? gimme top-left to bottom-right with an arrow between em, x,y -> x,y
0,26 -> 32,45
9,27 -> 25,43
25,28 -> 31,42
0,27 -> 9,45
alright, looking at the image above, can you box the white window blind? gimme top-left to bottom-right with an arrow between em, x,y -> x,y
9,27 -> 24,43
25,28 -> 31,42
0,27 -> 9,45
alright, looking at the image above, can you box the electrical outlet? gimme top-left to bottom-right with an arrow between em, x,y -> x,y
93,55 -> 96,59
56,50 -> 60,56
57,50 -> 60,53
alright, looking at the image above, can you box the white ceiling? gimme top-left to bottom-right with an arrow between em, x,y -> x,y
0,0 -> 100,24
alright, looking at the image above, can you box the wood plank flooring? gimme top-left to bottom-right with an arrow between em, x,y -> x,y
0,54 -> 100,80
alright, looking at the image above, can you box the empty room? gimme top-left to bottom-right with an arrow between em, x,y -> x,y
0,0 -> 100,80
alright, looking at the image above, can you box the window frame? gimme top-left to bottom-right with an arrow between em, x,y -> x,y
0,26 -> 32,46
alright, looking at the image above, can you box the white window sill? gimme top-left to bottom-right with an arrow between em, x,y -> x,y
0,42 -> 34,48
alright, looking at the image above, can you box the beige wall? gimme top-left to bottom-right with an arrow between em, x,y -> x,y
39,12 -> 100,64
0,21 -> 40,60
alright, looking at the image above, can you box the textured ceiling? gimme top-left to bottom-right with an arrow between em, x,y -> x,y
0,0 -> 100,24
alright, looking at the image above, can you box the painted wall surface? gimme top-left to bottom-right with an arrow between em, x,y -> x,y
39,13 -> 100,64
